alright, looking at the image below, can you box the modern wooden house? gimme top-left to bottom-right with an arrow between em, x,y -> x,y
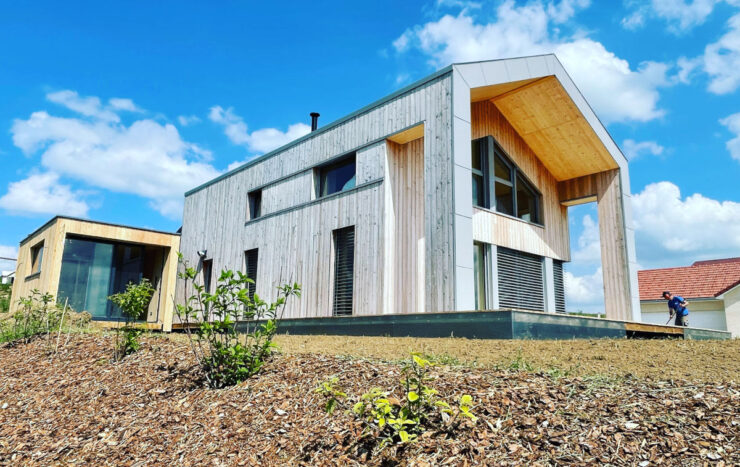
9,217 -> 180,331
179,55 -> 641,324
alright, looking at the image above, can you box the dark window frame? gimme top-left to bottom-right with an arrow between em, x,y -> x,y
29,241 -> 44,276
244,248 -> 258,300
248,189 -> 262,220
201,259 -> 213,294
317,153 -> 357,198
471,136 -> 543,225
332,226 -> 355,317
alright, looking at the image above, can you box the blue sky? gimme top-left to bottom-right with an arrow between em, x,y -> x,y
1,0 -> 739,313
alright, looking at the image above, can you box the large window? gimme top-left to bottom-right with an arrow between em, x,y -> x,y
471,137 -> 542,224
57,237 -> 163,320
318,154 -> 356,198
29,241 -> 44,275
332,226 -> 355,316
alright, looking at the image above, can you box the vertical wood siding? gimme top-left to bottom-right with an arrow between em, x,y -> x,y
470,100 -> 570,261
179,75 -> 454,318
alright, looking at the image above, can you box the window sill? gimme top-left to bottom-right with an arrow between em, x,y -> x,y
473,206 -> 544,229
25,272 -> 41,281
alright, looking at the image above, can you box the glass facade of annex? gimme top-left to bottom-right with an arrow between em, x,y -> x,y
56,236 -> 165,320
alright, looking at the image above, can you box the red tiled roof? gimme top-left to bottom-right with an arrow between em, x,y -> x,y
638,257 -> 740,301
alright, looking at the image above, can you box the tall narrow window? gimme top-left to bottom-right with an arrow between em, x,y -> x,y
248,189 -> 262,220
30,241 -> 44,275
473,242 -> 487,310
471,139 -> 489,208
244,249 -> 258,300
553,260 -> 566,313
201,259 -> 213,294
332,226 -> 355,316
471,136 -> 542,224
319,154 -> 356,198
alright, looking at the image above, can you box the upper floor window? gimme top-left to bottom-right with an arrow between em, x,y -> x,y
471,136 -> 542,225
248,189 -> 262,220
30,241 -> 44,275
318,154 -> 356,198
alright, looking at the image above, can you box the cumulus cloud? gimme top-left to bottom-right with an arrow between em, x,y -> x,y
392,0 -> 674,123
178,115 -> 201,127
622,0 -> 722,33
572,214 -> 601,263
8,90 -> 222,219
209,106 -> 311,154
720,112 -> 740,161
631,181 -> 740,266
703,12 -> 740,94
0,172 -> 89,217
564,267 -> 604,310
108,97 -> 142,112
622,139 -> 665,160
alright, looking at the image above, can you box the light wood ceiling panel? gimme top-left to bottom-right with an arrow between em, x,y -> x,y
490,76 -> 618,181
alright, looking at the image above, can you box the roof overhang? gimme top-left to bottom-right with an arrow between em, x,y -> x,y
453,56 -> 627,182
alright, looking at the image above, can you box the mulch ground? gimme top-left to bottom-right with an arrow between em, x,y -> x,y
0,334 -> 738,466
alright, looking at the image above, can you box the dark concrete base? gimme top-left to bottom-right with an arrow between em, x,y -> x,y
263,310 -> 731,340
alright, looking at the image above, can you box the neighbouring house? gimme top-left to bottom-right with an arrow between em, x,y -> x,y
9,216 -> 180,331
1,271 -> 14,285
639,258 -> 740,337
179,55 -> 641,324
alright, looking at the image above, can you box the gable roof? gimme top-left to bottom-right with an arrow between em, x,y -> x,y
638,257 -> 740,301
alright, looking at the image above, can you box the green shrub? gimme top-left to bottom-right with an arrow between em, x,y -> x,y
0,284 -> 11,314
317,353 -> 477,451
177,254 -> 301,388
108,279 -> 155,361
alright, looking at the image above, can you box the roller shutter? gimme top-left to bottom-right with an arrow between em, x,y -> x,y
332,227 -> 355,316
497,247 -> 545,311
245,249 -> 258,300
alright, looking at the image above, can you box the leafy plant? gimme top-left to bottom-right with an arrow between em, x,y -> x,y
317,353 -> 477,451
108,279 -> 155,361
0,283 -> 11,314
176,253 -> 301,388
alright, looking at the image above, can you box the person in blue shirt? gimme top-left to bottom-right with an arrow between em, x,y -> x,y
662,291 -> 689,326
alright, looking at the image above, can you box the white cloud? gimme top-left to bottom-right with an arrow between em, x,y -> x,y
572,214 -> 601,262
631,181 -> 740,266
720,112 -> 740,161
178,115 -> 201,126
703,12 -> 740,94
0,245 -> 18,273
209,105 -> 311,154
46,90 -> 120,122
623,0 -> 721,32
108,98 -> 142,112
564,267 -> 604,308
0,172 -> 89,217
622,139 -> 665,160
9,92 -> 222,219
547,0 -> 590,23
392,0 -> 674,123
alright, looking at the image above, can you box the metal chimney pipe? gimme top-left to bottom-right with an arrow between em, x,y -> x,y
310,112 -> 320,131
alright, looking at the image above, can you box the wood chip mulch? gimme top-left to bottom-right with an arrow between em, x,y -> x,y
0,334 -> 738,466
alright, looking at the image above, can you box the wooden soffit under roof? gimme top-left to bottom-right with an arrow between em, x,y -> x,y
472,76 -> 618,181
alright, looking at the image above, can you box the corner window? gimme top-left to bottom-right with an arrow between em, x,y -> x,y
471,136 -> 542,224
248,189 -> 262,220
201,259 -> 213,294
30,241 -> 44,275
318,154 -> 356,198
473,242 -> 487,310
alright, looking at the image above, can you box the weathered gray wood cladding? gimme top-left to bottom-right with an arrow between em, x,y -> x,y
179,74 -> 455,318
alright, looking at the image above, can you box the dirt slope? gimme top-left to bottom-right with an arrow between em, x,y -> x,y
0,334 -> 738,466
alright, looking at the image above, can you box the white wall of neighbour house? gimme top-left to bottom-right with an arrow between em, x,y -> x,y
641,300 -> 727,331
179,73 -> 456,318
721,286 -> 740,337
